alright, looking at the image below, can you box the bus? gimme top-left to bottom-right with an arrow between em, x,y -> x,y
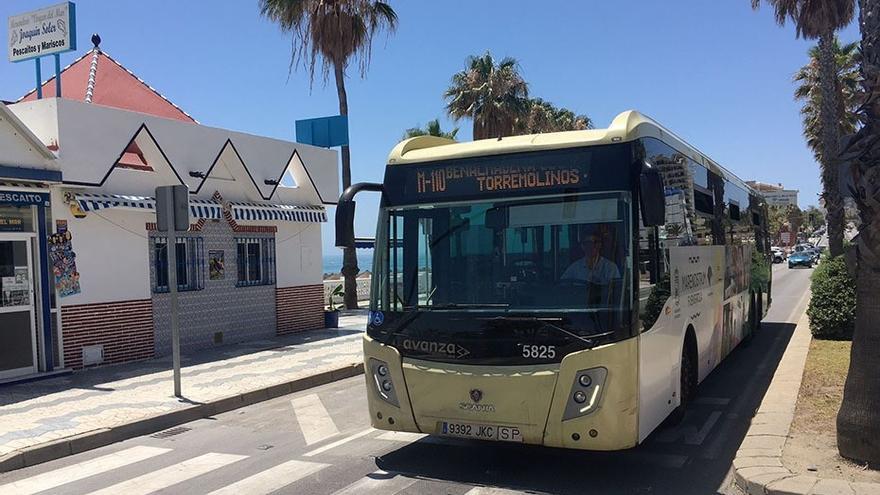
335,110 -> 771,451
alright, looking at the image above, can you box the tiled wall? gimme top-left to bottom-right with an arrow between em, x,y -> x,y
60,299 -> 154,369
276,284 -> 324,335
150,220 -> 276,356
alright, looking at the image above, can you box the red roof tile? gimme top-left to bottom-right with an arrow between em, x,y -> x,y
18,49 -> 196,123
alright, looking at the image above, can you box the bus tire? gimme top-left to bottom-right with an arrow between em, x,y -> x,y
667,330 -> 698,425
743,292 -> 757,346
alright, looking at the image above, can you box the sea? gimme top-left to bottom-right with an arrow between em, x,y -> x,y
322,248 -> 374,276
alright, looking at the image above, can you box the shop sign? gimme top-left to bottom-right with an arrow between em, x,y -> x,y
0,217 -> 24,232
0,190 -> 50,207
8,2 -> 77,63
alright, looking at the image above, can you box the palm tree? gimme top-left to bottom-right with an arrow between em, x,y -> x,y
836,0 -> 880,465
521,98 -> 592,134
403,119 -> 459,140
259,0 -> 397,309
794,38 -> 862,163
444,52 -> 530,140
751,0 -> 855,258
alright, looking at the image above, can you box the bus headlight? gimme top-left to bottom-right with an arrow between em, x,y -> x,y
562,367 -> 607,421
369,358 -> 399,407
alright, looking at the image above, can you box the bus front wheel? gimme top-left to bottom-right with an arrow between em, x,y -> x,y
668,333 -> 698,425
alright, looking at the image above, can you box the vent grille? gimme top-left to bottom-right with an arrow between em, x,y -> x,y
150,426 -> 191,439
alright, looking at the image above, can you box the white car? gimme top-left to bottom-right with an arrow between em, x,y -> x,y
770,247 -> 785,263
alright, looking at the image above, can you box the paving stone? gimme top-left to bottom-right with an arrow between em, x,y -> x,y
852,482 -> 880,495
749,423 -> 791,437
741,435 -> 787,451
739,448 -> 785,458
736,466 -> 791,494
734,456 -> 785,469
766,475 -> 819,495
811,478 -> 856,495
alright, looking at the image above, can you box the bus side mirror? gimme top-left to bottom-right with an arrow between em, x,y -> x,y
335,201 -> 356,248
334,182 -> 385,248
640,168 -> 666,227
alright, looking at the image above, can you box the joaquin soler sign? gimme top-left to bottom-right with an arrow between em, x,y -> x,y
8,2 -> 77,63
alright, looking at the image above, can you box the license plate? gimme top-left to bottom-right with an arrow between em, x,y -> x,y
440,421 -> 523,442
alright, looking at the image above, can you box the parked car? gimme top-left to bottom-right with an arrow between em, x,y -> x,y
788,250 -> 813,268
771,247 -> 785,263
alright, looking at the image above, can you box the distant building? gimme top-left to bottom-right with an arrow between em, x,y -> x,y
746,181 -> 799,207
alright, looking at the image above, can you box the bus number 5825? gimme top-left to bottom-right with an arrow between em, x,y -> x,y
522,345 -> 556,359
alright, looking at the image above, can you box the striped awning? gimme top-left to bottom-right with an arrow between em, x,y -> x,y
230,202 -> 327,223
354,237 -> 374,249
74,193 -> 222,219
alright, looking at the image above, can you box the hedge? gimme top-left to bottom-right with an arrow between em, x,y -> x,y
806,255 -> 856,340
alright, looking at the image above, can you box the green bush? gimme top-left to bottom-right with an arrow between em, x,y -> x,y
807,255 -> 856,340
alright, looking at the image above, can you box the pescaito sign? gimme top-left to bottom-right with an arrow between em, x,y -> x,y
8,2 -> 77,63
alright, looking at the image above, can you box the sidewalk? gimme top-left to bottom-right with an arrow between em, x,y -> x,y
733,310 -> 880,495
0,311 -> 367,472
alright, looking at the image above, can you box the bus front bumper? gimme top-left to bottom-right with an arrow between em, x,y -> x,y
362,335 -> 640,451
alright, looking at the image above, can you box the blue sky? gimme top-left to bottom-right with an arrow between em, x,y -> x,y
1,1 -> 861,253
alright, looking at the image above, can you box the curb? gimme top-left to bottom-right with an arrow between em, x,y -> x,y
0,362 -> 363,473
732,311 -> 880,495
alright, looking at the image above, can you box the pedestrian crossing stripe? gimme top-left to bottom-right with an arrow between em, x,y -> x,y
88,452 -> 247,495
0,446 -> 171,495
291,393 -> 341,445
330,470 -> 419,495
204,459 -> 328,495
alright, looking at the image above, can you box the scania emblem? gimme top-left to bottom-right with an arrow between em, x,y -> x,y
470,389 -> 483,403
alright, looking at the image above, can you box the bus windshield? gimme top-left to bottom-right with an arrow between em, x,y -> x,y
372,192 -> 632,313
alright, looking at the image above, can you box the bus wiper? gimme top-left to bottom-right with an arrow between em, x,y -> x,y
427,303 -> 511,309
486,316 -> 614,345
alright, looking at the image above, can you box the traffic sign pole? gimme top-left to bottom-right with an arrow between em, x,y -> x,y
163,190 -> 182,397
157,184 -> 189,398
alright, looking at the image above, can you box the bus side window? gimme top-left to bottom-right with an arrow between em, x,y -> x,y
638,221 -> 669,332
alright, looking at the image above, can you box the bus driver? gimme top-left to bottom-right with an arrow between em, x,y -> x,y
561,227 -> 620,285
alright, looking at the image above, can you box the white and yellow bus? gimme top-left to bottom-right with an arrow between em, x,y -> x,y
336,110 -> 771,451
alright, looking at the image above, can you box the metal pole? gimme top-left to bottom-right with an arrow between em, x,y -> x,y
35,59 -> 43,99
54,54 -> 61,97
164,192 -> 182,397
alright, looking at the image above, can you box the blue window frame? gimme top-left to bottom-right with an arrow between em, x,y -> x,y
236,237 -> 276,287
152,237 -> 204,293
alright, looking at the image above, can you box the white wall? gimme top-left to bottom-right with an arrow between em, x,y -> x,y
0,101 -> 57,169
52,189 -> 151,306
275,222 -> 322,287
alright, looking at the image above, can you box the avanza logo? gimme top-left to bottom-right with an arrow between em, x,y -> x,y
400,339 -> 471,358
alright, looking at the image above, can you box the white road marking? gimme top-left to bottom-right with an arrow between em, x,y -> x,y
331,470 -> 418,495
204,459 -> 328,495
303,428 -> 375,457
291,394 -> 341,445
465,487 -> 527,494
656,411 -> 723,445
694,397 -> 731,406
0,446 -> 171,495
89,452 -> 247,495
376,431 -> 428,442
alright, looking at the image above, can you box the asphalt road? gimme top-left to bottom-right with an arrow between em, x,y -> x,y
0,262 -> 812,495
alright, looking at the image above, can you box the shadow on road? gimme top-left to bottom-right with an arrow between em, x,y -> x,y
375,321 -> 797,495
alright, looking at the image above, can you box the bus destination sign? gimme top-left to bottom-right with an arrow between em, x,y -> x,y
383,144 -> 635,206
415,163 -> 584,195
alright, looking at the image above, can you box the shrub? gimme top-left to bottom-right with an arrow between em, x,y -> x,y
807,255 -> 856,340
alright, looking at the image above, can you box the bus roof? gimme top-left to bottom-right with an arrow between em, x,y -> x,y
387,110 -> 756,196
